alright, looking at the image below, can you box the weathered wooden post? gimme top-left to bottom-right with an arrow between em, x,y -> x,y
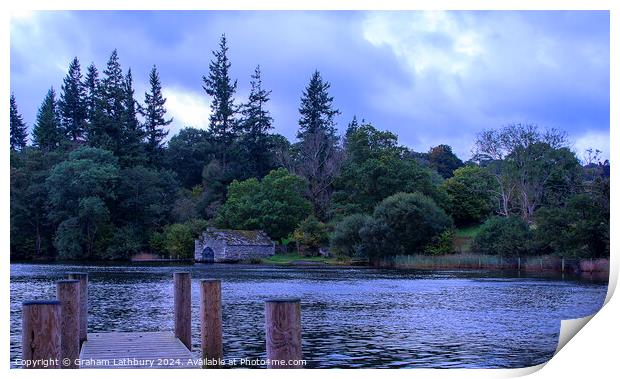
265,298 -> 302,368
22,300 -> 62,369
200,279 -> 222,366
174,272 -> 192,350
67,272 -> 88,346
518,256 -> 521,271
562,257 -> 565,273
57,280 -> 80,368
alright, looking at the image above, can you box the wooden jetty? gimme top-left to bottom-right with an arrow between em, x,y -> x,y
21,272 -> 303,369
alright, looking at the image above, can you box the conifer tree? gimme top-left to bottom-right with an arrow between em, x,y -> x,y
119,68 -> 145,165
294,70 -> 342,220
141,65 -> 171,161
98,49 -> 126,151
59,57 -> 87,141
202,34 -> 238,163
32,88 -> 63,151
240,65 -> 273,177
10,94 -> 28,150
298,70 -> 339,141
83,63 -> 101,143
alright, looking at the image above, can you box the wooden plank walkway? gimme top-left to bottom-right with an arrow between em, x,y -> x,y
79,331 -> 199,369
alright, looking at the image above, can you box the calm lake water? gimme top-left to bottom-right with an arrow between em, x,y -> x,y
10,263 -> 608,368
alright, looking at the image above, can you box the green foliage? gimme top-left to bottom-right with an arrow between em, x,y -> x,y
424,230 -> 455,255
332,122 -> 448,219
10,94 -> 28,151
443,165 -> 496,225
141,65 -> 172,163
32,88 -> 64,151
293,215 -> 328,254
427,144 -> 463,178
534,190 -> 609,258
156,219 -> 210,259
329,213 -> 373,258
59,57 -> 87,141
472,216 -> 532,256
362,192 -> 453,258
166,127 -> 216,188
46,147 -> 119,258
216,168 -> 312,240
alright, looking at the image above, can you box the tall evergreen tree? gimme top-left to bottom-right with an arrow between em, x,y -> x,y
32,88 -> 64,151
10,94 -> 28,150
119,68 -> 145,166
141,65 -> 171,161
59,57 -> 87,141
83,63 -> 101,143
294,70 -> 342,219
297,70 -> 339,141
240,65 -> 273,177
97,49 -> 126,152
202,34 -> 239,162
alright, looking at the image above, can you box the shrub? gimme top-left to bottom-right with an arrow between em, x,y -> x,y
472,216 -> 532,256
364,192 -> 453,257
329,214 -> 373,258
424,229 -> 455,255
293,215 -> 328,255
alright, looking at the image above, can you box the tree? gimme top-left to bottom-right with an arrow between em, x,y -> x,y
203,34 -> 239,166
292,70 -> 342,219
329,213 -> 373,258
360,192 -> 453,258
442,165 -> 496,225
473,123 -> 577,222
119,68 -> 146,166
166,127 -> 216,188
472,216 -> 532,257
141,65 -> 172,163
46,147 -> 120,259
427,144 -> 463,178
215,168 -> 312,241
293,215 -> 328,255
32,88 -> 64,151
59,57 -> 87,141
10,94 -> 28,150
240,65 -> 274,178
331,121 -> 447,219
83,63 -> 101,141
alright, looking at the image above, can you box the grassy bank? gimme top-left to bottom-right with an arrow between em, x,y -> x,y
262,252 -> 349,266
454,224 -> 483,253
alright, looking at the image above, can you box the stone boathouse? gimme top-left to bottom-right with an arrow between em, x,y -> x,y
194,228 -> 275,263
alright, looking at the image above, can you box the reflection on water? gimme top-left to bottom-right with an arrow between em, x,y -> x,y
10,263 -> 607,368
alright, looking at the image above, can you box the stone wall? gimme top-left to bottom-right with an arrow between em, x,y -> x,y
195,235 -> 275,262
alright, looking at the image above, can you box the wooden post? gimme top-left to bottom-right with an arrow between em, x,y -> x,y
265,298 -> 302,368
22,300 -> 62,369
174,272 -> 192,350
67,272 -> 88,346
57,280 -> 80,368
518,256 -> 521,271
562,257 -> 565,273
200,279 -> 222,366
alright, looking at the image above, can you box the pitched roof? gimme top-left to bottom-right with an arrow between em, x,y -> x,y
201,228 -> 274,246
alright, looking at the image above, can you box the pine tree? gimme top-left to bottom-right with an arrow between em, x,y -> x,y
240,65 -> 273,177
119,68 -> 145,166
141,65 -> 171,161
99,49 -> 126,152
59,57 -> 87,141
83,63 -> 102,143
297,70 -> 339,141
202,34 -> 239,155
10,94 -> 28,150
32,88 -> 63,151
294,70 -> 342,220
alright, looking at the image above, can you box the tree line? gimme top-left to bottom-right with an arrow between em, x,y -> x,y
10,35 -> 609,261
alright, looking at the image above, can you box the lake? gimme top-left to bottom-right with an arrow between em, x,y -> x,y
9,263 -> 608,368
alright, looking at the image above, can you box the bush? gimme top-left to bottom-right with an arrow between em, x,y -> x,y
293,215 -> 328,255
364,192 -> 453,257
442,165 -> 496,226
472,216 -> 532,256
329,214 -> 373,258
424,229 -> 455,255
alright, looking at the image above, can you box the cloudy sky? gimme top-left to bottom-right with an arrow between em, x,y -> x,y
10,10 -> 610,160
